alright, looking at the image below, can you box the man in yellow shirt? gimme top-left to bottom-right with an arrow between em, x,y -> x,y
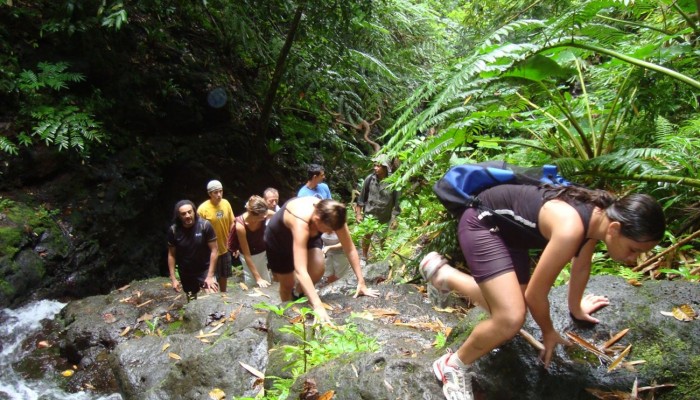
197,180 -> 235,292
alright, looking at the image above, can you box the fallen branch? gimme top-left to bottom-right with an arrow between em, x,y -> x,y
633,229 -> 700,272
519,329 -> 544,351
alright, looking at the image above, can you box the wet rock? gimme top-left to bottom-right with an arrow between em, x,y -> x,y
34,275 -> 700,399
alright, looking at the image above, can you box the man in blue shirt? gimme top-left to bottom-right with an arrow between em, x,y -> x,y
297,164 -> 332,199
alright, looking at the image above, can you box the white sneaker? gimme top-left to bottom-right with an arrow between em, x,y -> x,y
420,252 -> 447,281
432,350 -> 475,400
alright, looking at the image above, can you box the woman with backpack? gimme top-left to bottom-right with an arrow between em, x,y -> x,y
421,184 -> 665,400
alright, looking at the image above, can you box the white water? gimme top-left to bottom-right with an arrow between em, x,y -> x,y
0,300 -> 122,400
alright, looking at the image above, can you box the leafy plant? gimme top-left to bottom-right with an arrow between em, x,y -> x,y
433,331 -> 447,349
253,297 -> 307,317
28,106 -> 103,152
99,1 -> 128,30
249,299 -> 379,399
659,266 -> 700,282
17,62 -> 84,92
141,316 -> 161,336
234,376 -> 292,400
5,62 -> 105,156
385,0 -> 700,198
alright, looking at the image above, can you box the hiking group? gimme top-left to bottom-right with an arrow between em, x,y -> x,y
167,160 -> 666,400
166,160 -> 394,309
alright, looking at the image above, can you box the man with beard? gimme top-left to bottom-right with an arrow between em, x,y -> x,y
168,199 -> 219,300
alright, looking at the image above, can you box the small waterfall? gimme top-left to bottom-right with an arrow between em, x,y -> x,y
0,300 -> 122,400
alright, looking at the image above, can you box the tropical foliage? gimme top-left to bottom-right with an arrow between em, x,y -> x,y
374,0 -> 699,282
1,0 -> 698,283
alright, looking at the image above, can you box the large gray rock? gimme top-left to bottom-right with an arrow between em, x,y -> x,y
38,275 -> 699,399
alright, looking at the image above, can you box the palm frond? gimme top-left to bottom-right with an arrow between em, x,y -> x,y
348,49 -> 399,81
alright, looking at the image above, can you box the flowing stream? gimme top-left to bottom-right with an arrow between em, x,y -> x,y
0,300 -> 122,400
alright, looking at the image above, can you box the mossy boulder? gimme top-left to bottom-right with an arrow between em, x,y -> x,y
0,199 -> 71,307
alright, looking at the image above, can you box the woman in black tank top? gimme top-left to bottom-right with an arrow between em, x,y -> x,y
420,185 -> 665,399
264,196 -> 379,324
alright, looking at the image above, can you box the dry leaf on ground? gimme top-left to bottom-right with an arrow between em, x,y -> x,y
239,361 -> 265,379
208,388 -> 226,400
660,304 -> 697,321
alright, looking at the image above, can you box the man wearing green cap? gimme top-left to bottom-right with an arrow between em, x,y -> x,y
354,157 -> 401,261
197,180 -> 235,292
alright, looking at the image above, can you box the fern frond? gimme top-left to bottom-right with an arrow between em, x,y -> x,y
349,49 -> 399,81
481,19 -> 545,48
0,136 -> 18,155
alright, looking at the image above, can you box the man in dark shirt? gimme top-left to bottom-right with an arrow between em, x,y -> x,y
354,157 -> 401,260
167,200 -> 219,300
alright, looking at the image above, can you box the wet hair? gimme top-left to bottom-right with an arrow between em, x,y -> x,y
172,200 -> 198,227
544,186 -> 666,242
314,199 -> 347,230
307,164 -> 324,180
246,195 -> 269,216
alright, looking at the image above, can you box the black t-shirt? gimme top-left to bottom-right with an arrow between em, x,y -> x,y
167,219 -> 217,274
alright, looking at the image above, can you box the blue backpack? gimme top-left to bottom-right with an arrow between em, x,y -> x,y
433,160 -> 571,219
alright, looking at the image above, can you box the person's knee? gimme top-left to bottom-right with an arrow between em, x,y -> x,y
493,311 -> 526,338
308,250 -> 325,279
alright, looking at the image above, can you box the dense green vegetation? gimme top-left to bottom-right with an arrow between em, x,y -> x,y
1,0 -> 698,288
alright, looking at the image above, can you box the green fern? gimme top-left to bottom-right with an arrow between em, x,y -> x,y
18,62 -> 84,92
30,106 -> 103,153
0,137 -> 18,155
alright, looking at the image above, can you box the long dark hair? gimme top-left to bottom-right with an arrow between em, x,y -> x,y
172,199 -> 198,227
544,186 -> 665,242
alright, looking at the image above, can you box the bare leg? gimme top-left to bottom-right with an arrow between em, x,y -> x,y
433,264 -> 489,312
306,248 -> 326,285
278,273 -> 295,301
293,248 -> 326,296
362,233 -> 371,259
218,277 -> 227,293
454,271 -> 526,365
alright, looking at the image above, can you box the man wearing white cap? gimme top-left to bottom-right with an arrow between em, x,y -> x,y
197,180 -> 235,292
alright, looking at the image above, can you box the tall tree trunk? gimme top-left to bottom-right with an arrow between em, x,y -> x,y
257,6 -> 304,142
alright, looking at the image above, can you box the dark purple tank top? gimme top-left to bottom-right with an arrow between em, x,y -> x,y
476,184 -> 593,254
236,215 -> 266,255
